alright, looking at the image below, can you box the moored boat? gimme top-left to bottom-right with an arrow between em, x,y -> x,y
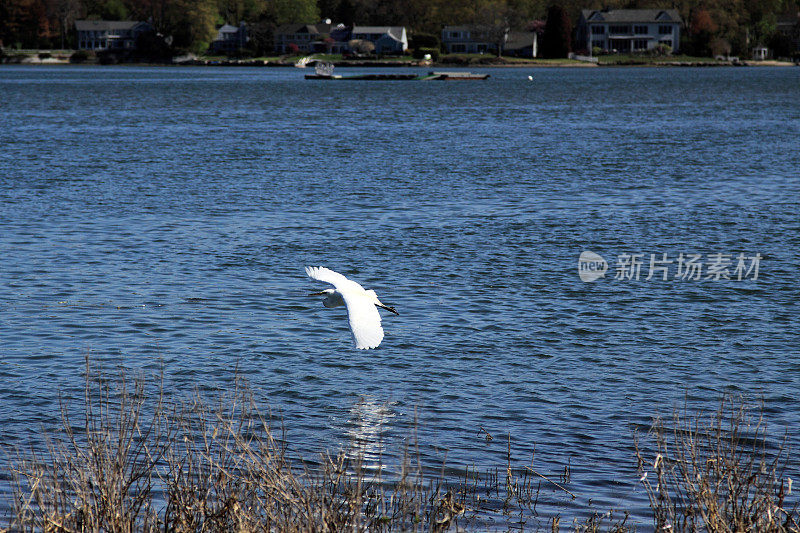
305,65 -> 489,81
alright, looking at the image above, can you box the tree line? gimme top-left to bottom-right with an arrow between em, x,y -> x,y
1,0 -> 798,56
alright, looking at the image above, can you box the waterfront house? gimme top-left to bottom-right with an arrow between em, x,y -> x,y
441,26 -> 536,56
776,10 -> 800,52
75,20 -> 153,50
350,26 -> 407,53
274,23 -> 331,54
441,26 -> 492,54
503,31 -> 538,57
211,23 -> 247,53
576,9 -> 682,54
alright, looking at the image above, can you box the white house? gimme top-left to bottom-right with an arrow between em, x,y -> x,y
75,20 -> 153,50
350,26 -> 408,53
576,9 -> 682,54
752,45 -> 769,60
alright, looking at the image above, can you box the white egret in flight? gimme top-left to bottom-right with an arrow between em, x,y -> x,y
306,266 -> 398,349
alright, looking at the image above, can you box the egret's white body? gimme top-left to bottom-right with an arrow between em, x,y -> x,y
306,266 -> 398,350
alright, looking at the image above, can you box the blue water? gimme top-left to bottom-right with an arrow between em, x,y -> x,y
1,65 -> 799,525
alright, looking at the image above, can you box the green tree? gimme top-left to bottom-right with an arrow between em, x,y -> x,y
506,0 -> 547,21
83,0 -> 129,19
471,0 -> 516,56
688,8 -> 716,55
49,0 -> 82,49
123,0 -> 165,26
540,4 -> 570,57
269,0 -> 318,25
246,18 -> 275,54
165,0 -> 217,53
1,0 -> 51,48
217,0 -> 265,24
334,0 -> 354,25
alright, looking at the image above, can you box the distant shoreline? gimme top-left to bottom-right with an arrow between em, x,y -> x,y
2,55 -> 797,68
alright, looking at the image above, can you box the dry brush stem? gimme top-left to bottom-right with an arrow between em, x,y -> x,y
6,360 -> 548,532
20,362 -> 791,532
635,396 -> 799,532
10,356 -> 165,532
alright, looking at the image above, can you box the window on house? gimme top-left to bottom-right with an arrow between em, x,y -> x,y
609,25 -> 630,34
633,39 -> 649,50
634,25 -> 648,34
610,39 -> 629,51
592,26 -> 605,34
452,43 -> 466,52
659,25 -> 672,34
661,39 -> 672,48
449,31 -> 460,39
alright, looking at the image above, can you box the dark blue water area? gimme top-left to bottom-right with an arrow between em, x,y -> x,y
0,64 -> 799,525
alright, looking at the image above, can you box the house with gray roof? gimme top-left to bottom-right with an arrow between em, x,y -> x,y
274,23 -> 334,54
441,26 -> 492,54
504,31 -> 538,57
576,9 -> 682,54
351,26 -> 407,54
75,20 -> 153,51
442,25 -> 537,56
211,23 -> 248,54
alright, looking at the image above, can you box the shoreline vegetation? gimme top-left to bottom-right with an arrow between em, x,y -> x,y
4,359 -> 798,532
2,50 -> 797,68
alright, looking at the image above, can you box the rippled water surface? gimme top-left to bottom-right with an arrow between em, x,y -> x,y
1,65 -> 799,524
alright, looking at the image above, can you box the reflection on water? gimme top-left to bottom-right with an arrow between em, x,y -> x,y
344,396 -> 396,473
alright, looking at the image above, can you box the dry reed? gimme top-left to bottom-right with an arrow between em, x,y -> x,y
635,396 -> 799,532
6,359 -> 797,532
6,359 -> 546,532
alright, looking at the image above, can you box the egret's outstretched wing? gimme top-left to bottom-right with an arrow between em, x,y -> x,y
305,266 -> 365,291
340,291 -> 384,349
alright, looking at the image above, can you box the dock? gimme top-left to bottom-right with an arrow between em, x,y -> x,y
305,71 -> 489,81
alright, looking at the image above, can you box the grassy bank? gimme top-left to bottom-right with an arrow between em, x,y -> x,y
5,360 -> 798,531
595,54 -> 795,66
596,54 -> 721,66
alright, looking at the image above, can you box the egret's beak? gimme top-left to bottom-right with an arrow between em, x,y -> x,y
378,304 -> 399,315
309,291 -> 327,296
